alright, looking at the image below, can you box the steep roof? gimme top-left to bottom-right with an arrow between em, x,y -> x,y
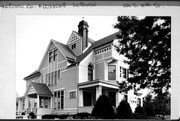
31,82 -> 53,96
24,70 -> 41,80
75,31 -> 120,63
52,39 -> 76,60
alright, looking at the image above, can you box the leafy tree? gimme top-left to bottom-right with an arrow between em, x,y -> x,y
152,92 -> 170,117
116,100 -> 133,119
114,16 -> 171,95
134,106 -> 146,119
91,95 -> 115,119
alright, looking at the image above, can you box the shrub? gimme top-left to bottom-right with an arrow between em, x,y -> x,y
91,95 -> 115,119
28,112 -> 36,119
133,106 -> 146,119
116,100 -> 133,119
42,114 -> 70,119
73,112 -> 95,119
144,102 -> 155,118
42,114 -> 58,119
21,112 -> 25,115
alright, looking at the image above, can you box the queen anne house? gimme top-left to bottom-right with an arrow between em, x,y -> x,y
16,20 -> 144,119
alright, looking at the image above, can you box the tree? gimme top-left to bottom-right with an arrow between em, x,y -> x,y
91,95 -> 115,119
152,92 -> 170,117
116,100 -> 133,119
114,16 -> 171,95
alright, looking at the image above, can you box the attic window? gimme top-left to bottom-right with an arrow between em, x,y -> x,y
49,52 -> 53,62
53,49 -> 57,61
71,43 -> 76,49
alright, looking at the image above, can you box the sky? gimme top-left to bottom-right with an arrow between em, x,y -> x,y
16,15 -> 119,97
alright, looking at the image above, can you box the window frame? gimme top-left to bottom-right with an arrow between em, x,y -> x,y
69,90 -> 77,99
88,64 -> 93,81
54,90 -> 65,110
108,65 -> 116,80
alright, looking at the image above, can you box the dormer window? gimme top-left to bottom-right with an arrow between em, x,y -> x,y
71,43 -> 76,49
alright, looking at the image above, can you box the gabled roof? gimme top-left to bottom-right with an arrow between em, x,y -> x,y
24,70 -> 41,80
30,82 -> 53,96
52,39 -> 76,60
75,31 -> 120,63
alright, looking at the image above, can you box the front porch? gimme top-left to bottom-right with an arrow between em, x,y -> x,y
25,82 -> 53,118
78,79 -> 121,113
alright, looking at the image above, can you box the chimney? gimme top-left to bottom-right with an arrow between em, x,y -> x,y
78,20 -> 89,52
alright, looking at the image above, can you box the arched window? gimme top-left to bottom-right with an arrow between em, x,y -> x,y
88,64 -> 93,81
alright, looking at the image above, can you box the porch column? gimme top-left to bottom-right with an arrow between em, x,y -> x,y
25,96 -> 29,109
141,97 -> 143,107
96,86 -> 102,100
79,89 -> 83,107
37,95 -> 40,108
116,91 -> 120,107
51,97 -> 53,109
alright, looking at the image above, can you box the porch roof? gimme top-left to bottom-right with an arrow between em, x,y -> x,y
78,79 -> 119,89
27,82 -> 53,97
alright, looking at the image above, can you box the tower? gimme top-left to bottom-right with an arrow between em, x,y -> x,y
78,20 -> 89,52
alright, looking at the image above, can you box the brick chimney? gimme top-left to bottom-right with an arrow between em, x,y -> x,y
78,20 -> 89,52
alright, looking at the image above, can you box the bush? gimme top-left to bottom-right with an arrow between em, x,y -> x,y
73,112 -> 95,119
42,114 -> 70,119
28,112 -> 36,119
116,100 -> 133,119
91,95 -> 115,119
133,106 -> 146,119
21,112 -> 25,115
144,102 -> 155,118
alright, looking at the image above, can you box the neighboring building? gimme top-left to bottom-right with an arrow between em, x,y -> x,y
17,20 -> 143,119
16,96 -> 26,114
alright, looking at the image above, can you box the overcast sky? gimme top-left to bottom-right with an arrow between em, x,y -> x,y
16,15 -> 119,97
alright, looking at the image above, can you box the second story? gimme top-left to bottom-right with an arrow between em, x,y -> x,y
24,20 -> 130,90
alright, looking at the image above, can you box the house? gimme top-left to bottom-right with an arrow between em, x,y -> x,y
17,20 -> 143,119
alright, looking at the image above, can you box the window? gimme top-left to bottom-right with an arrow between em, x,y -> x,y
49,52 -> 53,62
46,74 -> 48,84
48,73 -> 51,86
120,67 -> 129,79
61,91 -> 64,109
123,68 -> 129,79
58,70 -> 61,79
40,75 -> 43,83
53,49 -> 57,61
71,43 -> 76,49
108,65 -> 116,80
120,66 -> 122,77
88,64 -> 93,81
69,91 -> 76,99
123,68 -> 126,78
51,72 -> 54,86
54,71 -> 57,85
54,90 -> 64,110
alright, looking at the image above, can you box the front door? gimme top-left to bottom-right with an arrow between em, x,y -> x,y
108,92 -> 116,107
